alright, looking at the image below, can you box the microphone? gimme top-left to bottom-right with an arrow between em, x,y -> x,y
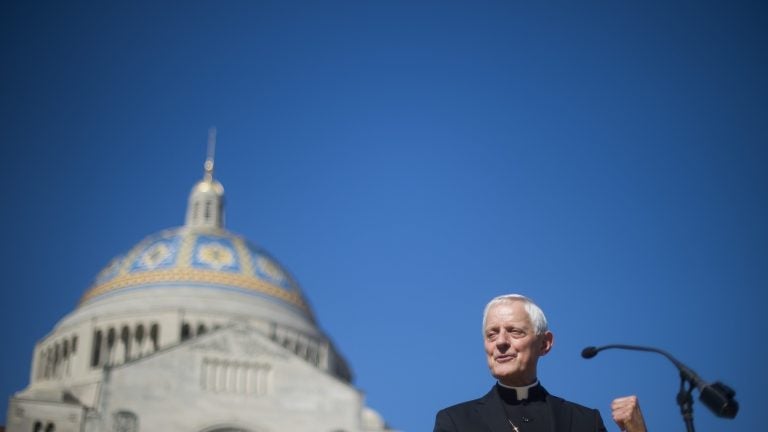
581,346 -> 599,359
581,343 -> 738,419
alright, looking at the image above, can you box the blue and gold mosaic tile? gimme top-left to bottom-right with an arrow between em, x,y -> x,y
191,235 -> 240,272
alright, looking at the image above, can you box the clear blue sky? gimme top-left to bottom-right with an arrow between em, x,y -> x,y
1,1 -> 766,430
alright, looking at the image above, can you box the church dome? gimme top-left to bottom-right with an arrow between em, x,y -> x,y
80,226 -> 312,320
12,130 -> 366,431
76,128 -> 315,324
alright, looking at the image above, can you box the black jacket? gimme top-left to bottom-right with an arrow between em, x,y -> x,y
434,385 -> 607,432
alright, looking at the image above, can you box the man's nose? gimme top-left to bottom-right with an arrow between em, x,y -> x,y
495,331 -> 511,349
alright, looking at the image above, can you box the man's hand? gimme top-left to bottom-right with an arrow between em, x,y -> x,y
611,395 -> 647,432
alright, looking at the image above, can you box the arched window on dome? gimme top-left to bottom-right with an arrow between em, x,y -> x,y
47,346 -> 54,378
91,330 -> 103,368
70,335 -> 77,374
106,328 -> 116,365
307,346 -> 319,366
53,343 -> 60,378
37,350 -> 44,380
197,323 -> 207,336
294,339 -> 305,357
44,422 -> 55,432
36,350 -> 45,380
181,322 -> 192,341
62,340 -> 69,377
135,324 -> 145,356
120,326 -> 131,362
32,421 -> 42,432
204,200 -> 212,221
150,323 -> 159,352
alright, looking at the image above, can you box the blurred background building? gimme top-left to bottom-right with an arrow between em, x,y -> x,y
5,136 -> 393,432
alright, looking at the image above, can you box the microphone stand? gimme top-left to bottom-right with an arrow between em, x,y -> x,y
677,371 -> 696,432
582,344 -> 738,432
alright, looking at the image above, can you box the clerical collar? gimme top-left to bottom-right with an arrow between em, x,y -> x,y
496,380 -> 540,400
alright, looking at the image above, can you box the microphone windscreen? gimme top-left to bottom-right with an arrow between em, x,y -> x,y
699,382 -> 739,418
581,346 -> 599,359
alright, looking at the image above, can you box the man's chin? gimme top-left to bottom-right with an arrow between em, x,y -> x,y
491,368 -> 517,381
492,369 -> 537,386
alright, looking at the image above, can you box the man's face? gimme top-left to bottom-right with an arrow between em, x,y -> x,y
483,301 -> 553,387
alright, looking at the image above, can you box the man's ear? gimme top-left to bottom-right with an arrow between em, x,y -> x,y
540,331 -> 554,356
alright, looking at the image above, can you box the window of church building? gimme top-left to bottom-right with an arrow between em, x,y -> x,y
35,352 -> 41,380
62,340 -> 69,359
72,335 -> 77,353
46,346 -> 53,378
106,328 -> 116,365
135,324 -> 144,344
121,326 -> 131,359
44,422 -> 55,432
205,200 -> 212,220
38,350 -> 46,380
52,344 -> 60,377
33,420 -> 42,432
201,358 -> 271,396
193,201 -> 200,221
112,410 -> 138,432
282,337 -> 295,351
197,323 -> 207,336
181,322 -> 191,341
91,330 -> 103,367
307,347 -> 318,365
107,328 -> 116,348
150,323 -> 159,350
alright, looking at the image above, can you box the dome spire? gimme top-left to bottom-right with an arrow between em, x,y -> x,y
185,127 -> 225,229
204,127 -> 216,182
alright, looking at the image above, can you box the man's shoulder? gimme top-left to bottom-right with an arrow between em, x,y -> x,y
548,392 -> 606,430
549,393 -> 600,414
437,396 -> 485,414
436,388 -> 495,416
434,390 -> 497,432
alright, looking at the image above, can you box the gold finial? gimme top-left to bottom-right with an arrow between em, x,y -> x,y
204,127 -> 216,181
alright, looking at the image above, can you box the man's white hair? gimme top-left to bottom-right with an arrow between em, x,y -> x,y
482,294 -> 549,335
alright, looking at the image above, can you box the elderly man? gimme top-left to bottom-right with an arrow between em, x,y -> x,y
434,294 -> 646,432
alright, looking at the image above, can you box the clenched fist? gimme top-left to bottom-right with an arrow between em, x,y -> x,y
611,395 -> 647,432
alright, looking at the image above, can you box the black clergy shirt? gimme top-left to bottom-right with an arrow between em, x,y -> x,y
496,383 -> 553,432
